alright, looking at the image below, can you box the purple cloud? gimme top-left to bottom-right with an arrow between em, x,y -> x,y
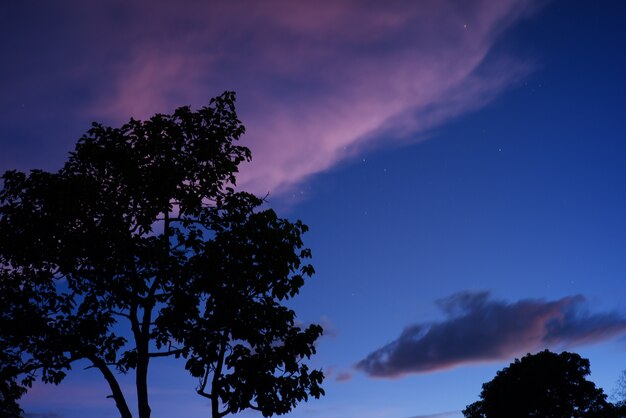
409,412 -> 461,418
335,372 -> 353,383
356,291 -> 626,378
24,413 -> 64,418
5,0 -> 543,195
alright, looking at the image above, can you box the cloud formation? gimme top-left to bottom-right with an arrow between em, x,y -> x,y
335,372 -> 353,383
356,291 -> 626,378
409,412 -> 461,418
12,0 -> 542,195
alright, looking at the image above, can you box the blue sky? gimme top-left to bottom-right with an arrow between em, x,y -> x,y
2,1 -> 626,417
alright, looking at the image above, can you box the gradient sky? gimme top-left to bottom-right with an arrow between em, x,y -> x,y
1,1 -> 626,417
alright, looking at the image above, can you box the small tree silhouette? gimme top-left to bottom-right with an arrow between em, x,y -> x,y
0,92 -> 324,418
463,350 -> 614,418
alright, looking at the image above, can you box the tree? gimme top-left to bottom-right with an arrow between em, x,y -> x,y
0,92 -> 324,418
611,370 -> 626,417
463,350 -> 614,418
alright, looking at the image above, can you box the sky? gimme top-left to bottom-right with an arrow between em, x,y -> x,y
1,1 -> 625,417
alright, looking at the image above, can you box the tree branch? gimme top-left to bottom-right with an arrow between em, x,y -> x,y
88,356 -> 132,418
219,406 -> 234,418
211,330 -> 229,418
147,349 -> 184,358
247,403 -> 262,412
111,310 -> 132,320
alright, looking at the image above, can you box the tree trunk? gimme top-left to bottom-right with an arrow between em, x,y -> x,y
211,331 -> 229,418
137,353 -> 151,418
136,309 -> 152,418
91,357 -> 133,418
134,301 -> 153,418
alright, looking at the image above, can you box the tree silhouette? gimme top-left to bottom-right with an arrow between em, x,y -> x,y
0,92 -> 324,418
612,370 -> 626,417
463,350 -> 614,418
0,354 -> 26,418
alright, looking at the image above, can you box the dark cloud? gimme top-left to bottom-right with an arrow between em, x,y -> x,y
356,291 -> 626,378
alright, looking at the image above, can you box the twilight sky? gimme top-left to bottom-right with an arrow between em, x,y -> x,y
2,1 -> 626,417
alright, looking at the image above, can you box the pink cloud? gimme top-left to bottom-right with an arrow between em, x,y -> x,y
355,292 -> 626,378
335,371 -> 353,383
81,0 -> 543,195
22,378 -> 117,408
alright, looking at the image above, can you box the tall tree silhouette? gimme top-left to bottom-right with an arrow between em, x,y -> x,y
0,92 -> 324,418
463,350 -> 614,418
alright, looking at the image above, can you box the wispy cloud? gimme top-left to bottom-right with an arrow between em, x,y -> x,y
356,291 -> 626,378
335,371 -> 353,383
34,0 -> 543,196
409,411 -> 461,418
24,413 -> 64,418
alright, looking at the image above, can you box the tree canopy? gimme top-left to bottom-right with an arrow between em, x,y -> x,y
0,92 -> 324,418
463,350 -> 614,418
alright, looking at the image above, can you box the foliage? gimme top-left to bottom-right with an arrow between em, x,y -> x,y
463,350 -> 614,418
0,352 -> 27,418
0,92 -> 324,418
